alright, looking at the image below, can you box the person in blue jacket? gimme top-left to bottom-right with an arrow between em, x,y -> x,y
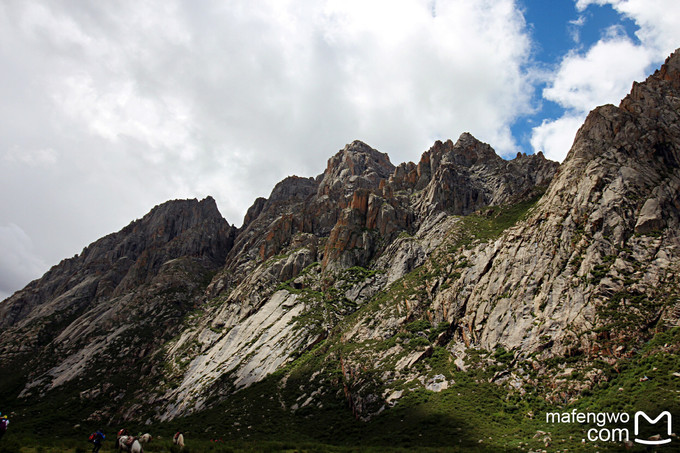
90,429 -> 105,453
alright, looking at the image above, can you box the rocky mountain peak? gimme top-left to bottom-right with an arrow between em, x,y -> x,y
550,46 -> 680,223
619,48 -> 680,118
449,132 -> 501,165
242,197 -> 267,228
412,133 -> 501,173
650,47 -> 680,87
123,196 -> 226,241
0,196 -> 235,330
462,46 -> 680,360
318,140 -> 395,198
334,140 -> 394,177
342,140 -> 393,167
266,176 -> 318,205
398,132 -> 557,217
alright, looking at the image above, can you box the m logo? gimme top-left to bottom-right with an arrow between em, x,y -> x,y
634,411 -> 672,445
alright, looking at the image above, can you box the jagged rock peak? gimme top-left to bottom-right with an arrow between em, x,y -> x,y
565,47 -> 680,165
620,47 -> 680,114
645,47 -> 680,87
332,140 -> 394,174
242,197 -> 267,228
318,140 -> 395,197
539,45 -> 680,245
236,176 -> 318,232
0,195 -> 235,330
412,133 -> 502,184
117,196 -> 228,241
449,132 -> 501,165
162,195 -> 221,216
345,139 -> 388,155
80,195 -> 234,275
268,175 -> 317,204
140,196 -> 223,222
238,175 -> 318,240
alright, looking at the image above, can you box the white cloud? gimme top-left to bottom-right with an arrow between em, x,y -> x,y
576,0 -> 680,58
0,224 -> 48,301
568,15 -> 586,44
530,114 -> 586,162
3,147 -> 58,166
0,0 -> 535,296
531,0 -> 680,161
544,37 -> 651,111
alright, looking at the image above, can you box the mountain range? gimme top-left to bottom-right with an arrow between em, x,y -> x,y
1,49 -> 680,451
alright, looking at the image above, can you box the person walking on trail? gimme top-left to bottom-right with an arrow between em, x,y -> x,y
0,413 -> 9,441
90,428 -> 105,453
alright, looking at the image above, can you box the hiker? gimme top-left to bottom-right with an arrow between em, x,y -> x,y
89,429 -> 105,453
0,413 -> 9,441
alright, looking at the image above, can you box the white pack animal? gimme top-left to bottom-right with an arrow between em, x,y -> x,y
117,435 -> 144,453
140,433 -> 152,443
173,432 -> 184,448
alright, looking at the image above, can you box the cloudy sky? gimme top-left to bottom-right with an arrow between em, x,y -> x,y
1,0 -> 680,300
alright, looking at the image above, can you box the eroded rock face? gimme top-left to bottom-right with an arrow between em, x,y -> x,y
391,133 -> 558,218
318,140 -> 395,199
329,50 -> 680,415
223,136 -> 559,282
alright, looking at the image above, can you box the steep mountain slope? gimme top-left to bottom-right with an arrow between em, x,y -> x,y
0,134 -> 555,426
0,197 -> 235,421
149,134 -> 557,420
1,49 -> 679,451
324,49 -> 680,420
167,50 -> 678,451
157,50 -> 680,445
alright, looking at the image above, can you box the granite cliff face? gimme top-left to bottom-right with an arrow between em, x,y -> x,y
1,51 -> 679,442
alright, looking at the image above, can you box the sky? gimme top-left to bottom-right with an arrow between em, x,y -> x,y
1,0 -> 680,300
